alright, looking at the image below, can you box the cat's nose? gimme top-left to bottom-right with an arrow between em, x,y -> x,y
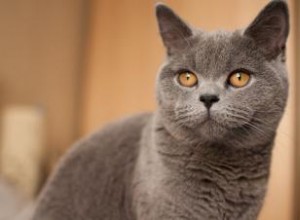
199,94 -> 219,109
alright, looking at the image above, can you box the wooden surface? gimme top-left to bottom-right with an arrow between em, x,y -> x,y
80,0 -> 296,219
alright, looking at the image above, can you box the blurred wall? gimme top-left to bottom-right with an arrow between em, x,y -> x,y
81,0 -> 296,220
0,0 -> 87,171
295,0 -> 300,219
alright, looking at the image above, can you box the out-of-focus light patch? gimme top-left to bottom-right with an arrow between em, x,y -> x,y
0,105 -> 46,199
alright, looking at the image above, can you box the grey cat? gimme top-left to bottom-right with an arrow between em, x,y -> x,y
32,1 -> 289,220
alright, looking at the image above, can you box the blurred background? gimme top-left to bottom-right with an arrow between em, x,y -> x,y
0,0 -> 298,219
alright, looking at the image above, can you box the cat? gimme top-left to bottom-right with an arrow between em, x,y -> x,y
32,0 -> 289,219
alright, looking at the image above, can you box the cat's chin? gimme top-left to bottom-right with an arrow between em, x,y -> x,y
197,118 -> 228,141
194,110 -> 254,142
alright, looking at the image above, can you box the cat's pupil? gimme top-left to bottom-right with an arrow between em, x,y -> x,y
237,73 -> 242,81
186,73 -> 191,80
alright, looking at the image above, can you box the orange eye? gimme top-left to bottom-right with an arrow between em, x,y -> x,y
178,72 -> 198,87
228,72 -> 250,88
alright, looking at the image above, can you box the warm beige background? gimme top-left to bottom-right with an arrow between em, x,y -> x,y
295,0 -> 300,219
80,0 -> 296,219
0,0 -> 86,170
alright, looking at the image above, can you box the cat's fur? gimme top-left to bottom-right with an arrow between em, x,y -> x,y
32,1 -> 289,220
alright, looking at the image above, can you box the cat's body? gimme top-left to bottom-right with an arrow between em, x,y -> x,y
33,1 -> 289,220
33,112 -> 271,220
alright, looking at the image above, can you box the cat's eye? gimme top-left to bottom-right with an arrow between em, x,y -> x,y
177,72 -> 198,87
228,72 -> 250,88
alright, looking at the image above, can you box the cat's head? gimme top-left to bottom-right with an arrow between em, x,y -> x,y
155,0 -> 289,148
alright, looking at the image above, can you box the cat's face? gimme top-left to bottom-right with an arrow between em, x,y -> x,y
155,1 -> 289,147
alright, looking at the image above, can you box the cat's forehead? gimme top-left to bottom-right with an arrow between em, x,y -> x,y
166,29 -> 262,80
196,30 -> 234,42
170,30 -> 237,61
171,29 -> 258,78
192,30 -> 240,54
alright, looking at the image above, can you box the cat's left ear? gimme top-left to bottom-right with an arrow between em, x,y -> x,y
244,0 -> 289,60
156,4 -> 193,55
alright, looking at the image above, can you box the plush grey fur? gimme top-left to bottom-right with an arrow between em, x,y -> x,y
32,1 -> 289,219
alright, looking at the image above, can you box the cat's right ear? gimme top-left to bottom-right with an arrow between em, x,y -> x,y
155,4 -> 193,55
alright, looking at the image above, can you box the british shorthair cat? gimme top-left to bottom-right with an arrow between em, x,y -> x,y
33,1 -> 289,219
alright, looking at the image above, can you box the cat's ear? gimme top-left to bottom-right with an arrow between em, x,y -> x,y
244,0 -> 289,60
155,4 -> 193,55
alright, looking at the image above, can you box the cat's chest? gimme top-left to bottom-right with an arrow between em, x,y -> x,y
133,166 -> 266,220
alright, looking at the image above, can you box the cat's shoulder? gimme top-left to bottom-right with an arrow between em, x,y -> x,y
41,112 -> 153,195
33,113 -> 153,220
61,112 -> 153,168
78,112 -> 152,149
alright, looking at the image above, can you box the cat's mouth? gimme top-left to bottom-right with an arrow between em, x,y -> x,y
197,109 -> 251,139
200,113 -> 213,125
201,109 -> 218,123
171,105 -> 254,140
198,111 -> 224,128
